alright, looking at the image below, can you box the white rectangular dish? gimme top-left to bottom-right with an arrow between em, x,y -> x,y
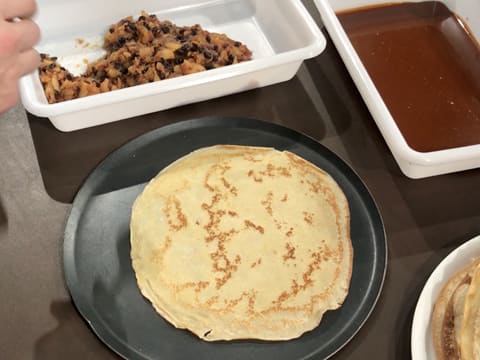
20,0 -> 325,132
314,0 -> 480,178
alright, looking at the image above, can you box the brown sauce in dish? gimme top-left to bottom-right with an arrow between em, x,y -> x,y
337,1 -> 480,152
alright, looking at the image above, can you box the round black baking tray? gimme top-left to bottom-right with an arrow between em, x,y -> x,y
64,117 -> 387,360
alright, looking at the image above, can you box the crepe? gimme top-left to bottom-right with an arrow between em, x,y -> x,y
130,145 -> 353,341
461,263 -> 480,359
432,258 -> 480,359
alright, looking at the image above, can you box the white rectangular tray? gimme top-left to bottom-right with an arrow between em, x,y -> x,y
314,0 -> 480,178
20,0 -> 325,132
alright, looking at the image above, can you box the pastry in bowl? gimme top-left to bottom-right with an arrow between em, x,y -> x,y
432,258 -> 480,359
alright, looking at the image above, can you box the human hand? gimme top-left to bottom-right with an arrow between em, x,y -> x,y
0,0 -> 40,113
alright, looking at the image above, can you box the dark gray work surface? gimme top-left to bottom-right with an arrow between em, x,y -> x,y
1,1 -> 479,359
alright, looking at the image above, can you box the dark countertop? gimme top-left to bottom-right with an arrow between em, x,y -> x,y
1,2 -> 479,359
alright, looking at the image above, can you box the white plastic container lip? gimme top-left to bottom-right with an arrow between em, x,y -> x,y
313,0 -> 480,178
20,0 -> 326,132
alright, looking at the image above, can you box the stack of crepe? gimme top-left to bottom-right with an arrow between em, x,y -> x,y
432,258 -> 480,359
130,145 -> 353,341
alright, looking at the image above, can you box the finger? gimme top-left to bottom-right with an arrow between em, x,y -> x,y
0,19 -> 40,55
0,0 -> 37,20
7,20 -> 40,52
16,48 -> 40,76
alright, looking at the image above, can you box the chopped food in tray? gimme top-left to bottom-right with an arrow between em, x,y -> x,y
38,12 -> 253,104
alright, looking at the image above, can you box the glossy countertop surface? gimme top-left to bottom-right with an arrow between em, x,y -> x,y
1,1 -> 480,359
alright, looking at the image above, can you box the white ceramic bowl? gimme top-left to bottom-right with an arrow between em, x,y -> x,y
411,235 -> 480,359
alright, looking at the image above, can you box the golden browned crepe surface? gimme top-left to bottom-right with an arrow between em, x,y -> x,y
130,145 -> 353,341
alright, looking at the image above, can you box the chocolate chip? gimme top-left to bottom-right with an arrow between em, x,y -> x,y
226,54 -> 235,65
115,63 -> 128,75
113,37 -> 126,50
161,25 -> 170,34
125,23 -> 137,33
175,43 -> 190,57
205,35 -> 211,43
190,43 -> 199,52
